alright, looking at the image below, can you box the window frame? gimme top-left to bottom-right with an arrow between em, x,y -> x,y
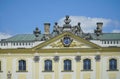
109,58 -> 117,71
0,61 -> 1,71
64,59 -> 72,71
83,58 -> 91,71
44,60 -> 52,71
18,60 -> 26,71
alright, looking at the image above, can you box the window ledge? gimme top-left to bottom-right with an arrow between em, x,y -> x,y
16,70 -> 28,72
107,69 -> 119,71
61,70 -> 74,72
42,70 -> 54,72
81,69 -> 93,71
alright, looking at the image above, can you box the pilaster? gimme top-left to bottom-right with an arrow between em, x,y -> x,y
95,55 -> 101,79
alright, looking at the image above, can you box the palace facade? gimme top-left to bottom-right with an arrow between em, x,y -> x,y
0,16 -> 120,79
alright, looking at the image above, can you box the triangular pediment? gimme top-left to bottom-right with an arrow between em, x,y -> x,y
33,32 -> 101,50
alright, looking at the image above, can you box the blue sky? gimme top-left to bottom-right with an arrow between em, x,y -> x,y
0,0 -> 120,39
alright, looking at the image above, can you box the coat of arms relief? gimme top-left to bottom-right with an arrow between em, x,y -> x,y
47,35 -> 91,49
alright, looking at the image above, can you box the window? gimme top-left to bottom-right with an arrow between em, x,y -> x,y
16,43 -> 18,46
109,59 -> 117,70
0,43 -> 1,46
104,41 -> 106,44
111,41 -> 112,44
29,42 -> 31,45
114,41 -> 116,44
26,42 -> 27,45
116,41 -> 118,44
64,59 -> 71,71
23,43 -> 24,46
83,59 -> 91,70
107,41 -> 109,44
0,61 -> 1,71
19,43 -> 21,46
45,60 -> 52,71
13,43 -> 15,46
19,60 -> 26,71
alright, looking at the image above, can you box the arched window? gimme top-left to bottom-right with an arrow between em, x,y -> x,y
45,60 -> 52,71
64,59 -> 71,71
109,59 -> 117,70
83,59 -> 91,70
19,60 -> 26,71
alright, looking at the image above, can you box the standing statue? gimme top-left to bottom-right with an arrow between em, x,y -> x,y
53,22 -> 58,31
53,22 -> 59,34
75,22 -> 83,35
7,71 -> 11,79
63,15 -> 71,28
77,22 -> 82,33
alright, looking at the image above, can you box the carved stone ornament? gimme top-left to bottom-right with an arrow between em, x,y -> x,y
7,71 -> 11,79
75,56 -> 81,62
53,56 -> 59,62
33,56 -> 40,62
61,35 -> 73,47
95,55 -> 101,61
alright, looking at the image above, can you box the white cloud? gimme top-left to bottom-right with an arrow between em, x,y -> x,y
58,16 -> 120,33
0,32 -> 12,41
112,30 -> 120,33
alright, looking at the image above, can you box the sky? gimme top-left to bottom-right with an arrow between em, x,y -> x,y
0,0 -> 120,40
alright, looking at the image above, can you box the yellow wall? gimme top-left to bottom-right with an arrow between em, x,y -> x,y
83,73 -> 90,79
63,74 -> 72,79
0,52 -> 120,79
108,73 -> 116,79
44,74 -> 52,79
18,74 -> 26,79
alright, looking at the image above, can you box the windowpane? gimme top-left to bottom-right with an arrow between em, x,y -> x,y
45,60 -> 52,71
109,59 -> 117,70
83,59 -> 91,70
19,60 -> 26,71
64,59 -> 71,71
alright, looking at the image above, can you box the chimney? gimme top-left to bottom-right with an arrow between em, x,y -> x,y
96,22 -> 103,31
44,23 -> 50,34
94,22 -> 103,36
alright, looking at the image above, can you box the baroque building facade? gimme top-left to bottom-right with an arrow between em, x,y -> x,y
0,15 -> 120,79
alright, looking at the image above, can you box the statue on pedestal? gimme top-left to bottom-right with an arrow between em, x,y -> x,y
7,71 -> 11,79
33,27 -> 41,41
63,15 -> 71,28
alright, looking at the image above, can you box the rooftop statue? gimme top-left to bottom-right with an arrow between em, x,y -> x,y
63,15 -> 71,28
77,22 -> 83,34
53,22 -> 59,34
53,22 -> 59,31
33,27 -> 41,37
74,22 -> 83,36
